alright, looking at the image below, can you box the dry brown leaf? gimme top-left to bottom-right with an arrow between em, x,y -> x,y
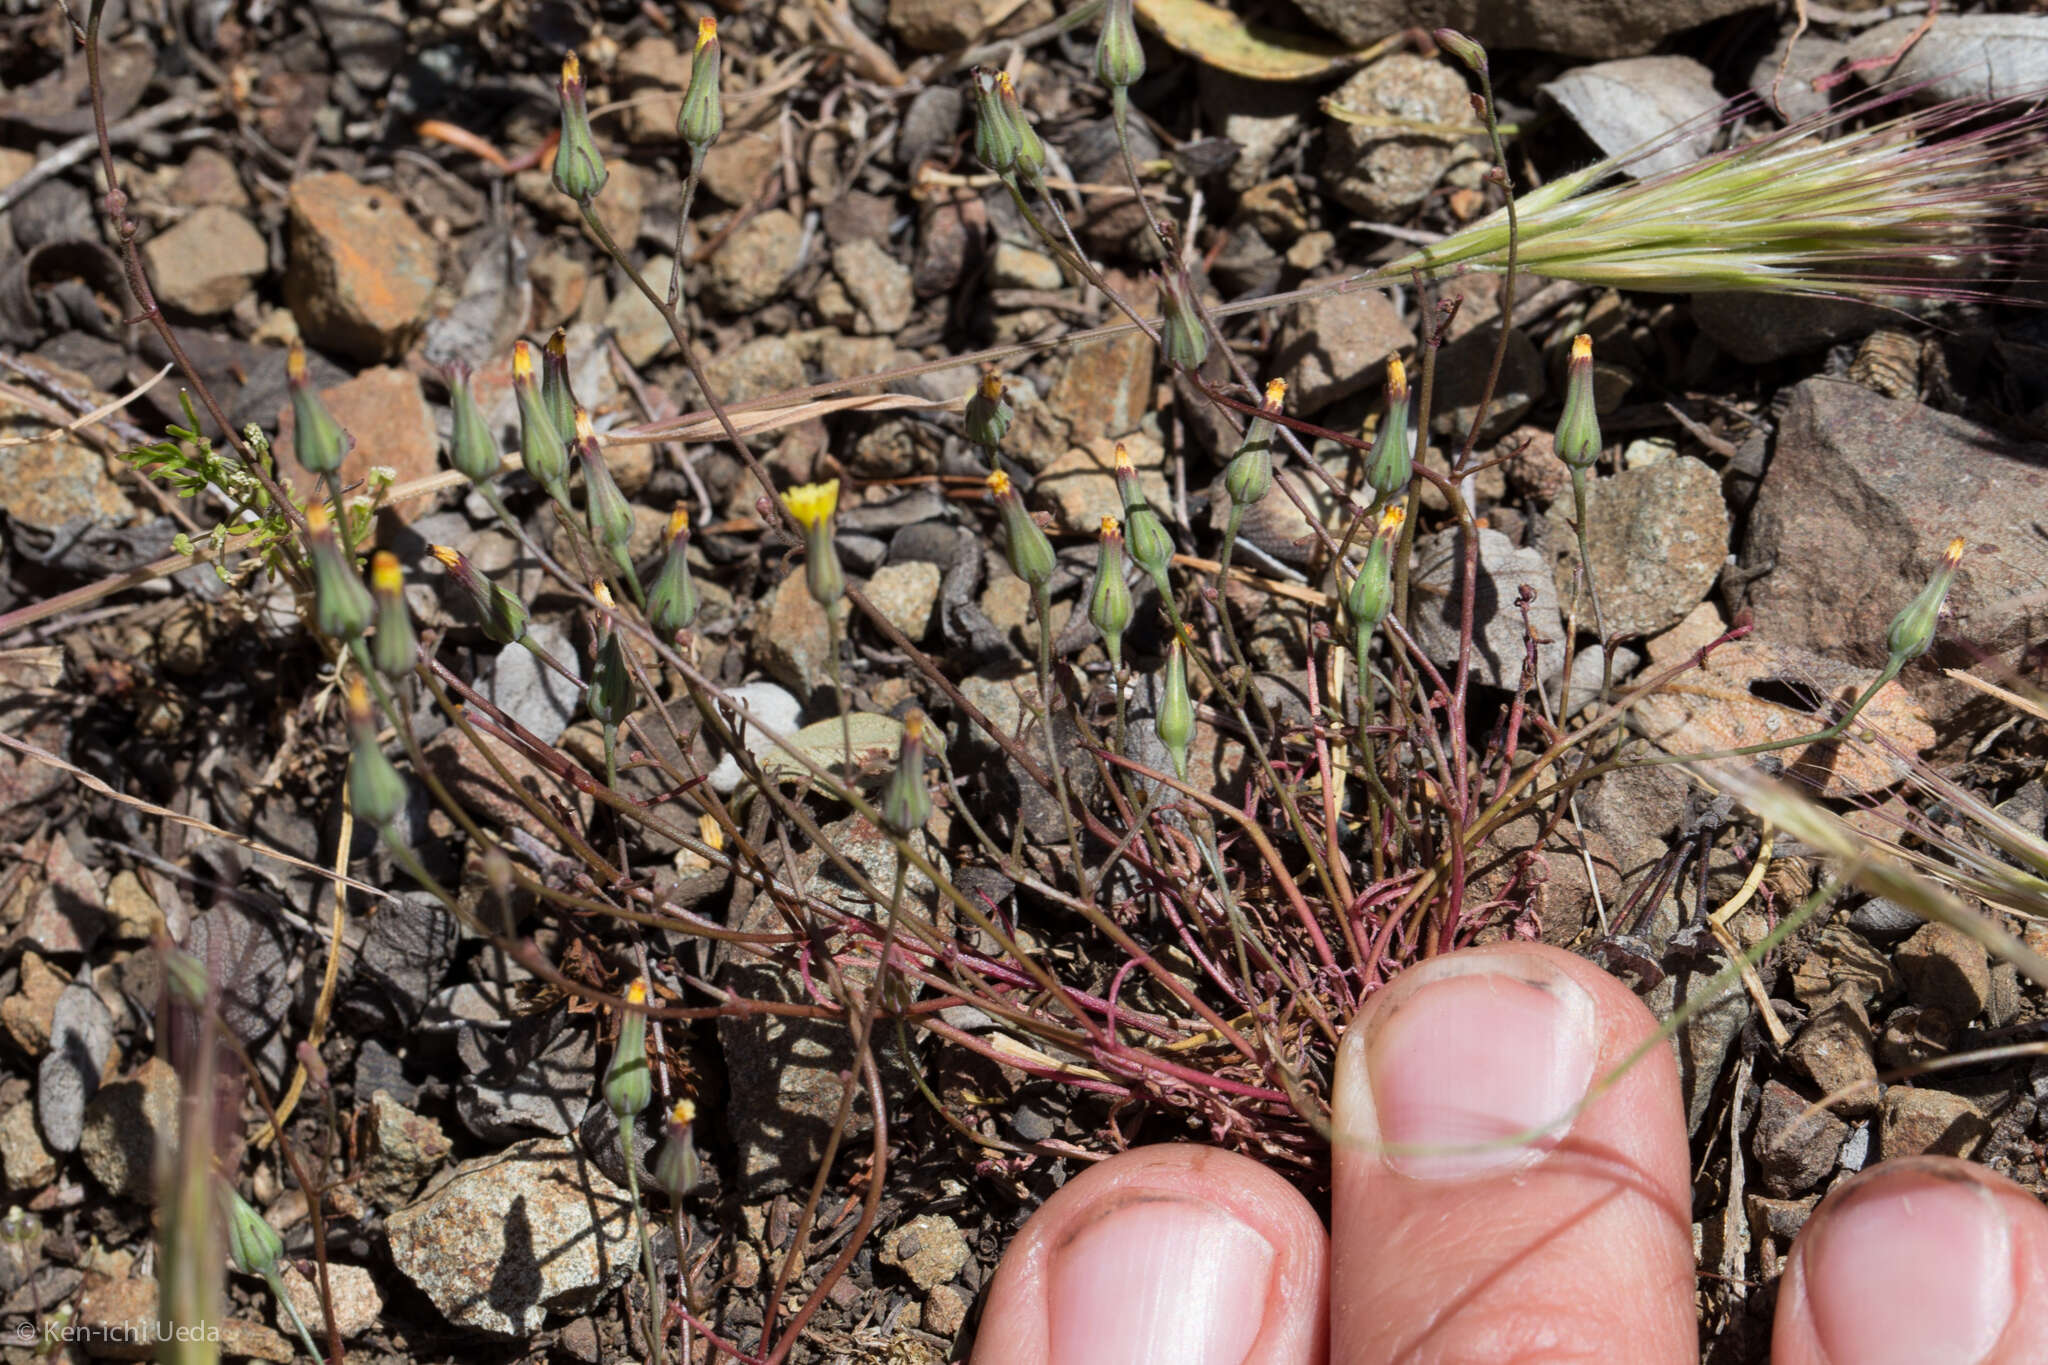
1135,0 -> 1390,83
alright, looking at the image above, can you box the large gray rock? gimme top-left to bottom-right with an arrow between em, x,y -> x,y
1848,15 -> 2048,104
1274,282 -> 1414,414
1292,0 -> 1765,57
1541,57 -> 1721,178
1546,454 -> 1727,640
1411,526 -> 1567,691
1743,379 -> 2048,692
1322,56 -> 1477,219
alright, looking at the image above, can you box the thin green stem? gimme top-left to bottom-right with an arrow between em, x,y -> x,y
619,1133 -> 667,1365
826,600 -> 851,774
264,1269 -> 326,1364
1109,86 -> 1170,251
1033,580 -> 1090,900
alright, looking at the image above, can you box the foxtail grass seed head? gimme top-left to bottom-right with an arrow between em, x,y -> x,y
1433,28 -> 1488,76
971,67 -> 1022,175
782,479 -> 846,608
306,504 -> 373,641
1089,515 -> 1133,667
881,709 -> 933,837
964,371 -> 1014,450
445,362 -> 501,484
513,341 -> 570,501
1364,356 -> 1412,499
1556,335 -> 1601,470
647,506 -> 701,637
574,410 -> 634,560
996,72 -> 1046,184
1225,379 -> 1285,508
370,552 -> 417,680
987,469 -> 1055,588
605,979 -> 653,1118
222,1183 -> 284,1280
587,585 -> 637,727
288,343 -> 352,477
1346,505 -> 1404,636
346,678 -> 408,829
552,52 -> 609,203
655,1099 -> 702,1200
542,329 -> 580,443
1096,0 -> 1145,91
431,544 -> 529,645
1886,536 -> 1966,663
1115,444 -> 1174,580
678,15 -> 724,152
1158,272 -> 1209,373
1157,636 -> 1192,781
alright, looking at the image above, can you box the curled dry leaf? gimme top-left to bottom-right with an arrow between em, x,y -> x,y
1136,0 -> 1391,83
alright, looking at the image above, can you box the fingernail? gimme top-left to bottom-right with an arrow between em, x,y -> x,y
1347,955 -> 1598,1179
1804,1171 -> 2013,1365
1048,1195 -> 1275,1365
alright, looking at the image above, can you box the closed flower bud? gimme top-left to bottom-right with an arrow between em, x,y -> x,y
782,479 -> 846,608
289,343 -> 352,477
1089,516 -> 1133,667
971,67 -> 1021,175
1555,334 -> 1602,471
646,506 -> 701,637
880,710 -> 933,837
1363,356 -> 1412,500
573,410 -> 634,562
552,52 -> 609,203
1156,637 -> 1192,780
1434,28 -> 1488,75
677,16 -> 724,153
513,341 -> 571,505
1115,444 -> 1174,580
654,1099 -> 702,1200
369,552 -> 417,680
445,362 -> 500,484
431,545 -> 529,645
1224,378 -> 1284,508
1345,506 -> 1404,636
964,371 -> 1014,449
996,72 -> 1046,185
1096,0 -> 1145,91
542,329 -> 580,444
605,979 -> 653,1118
306,504 -> 373,641
987,469 -> 1055,588
1886,536 -> 1965,663
346,678 -> 408,829
586,585 -> 637,727
222,1183 -> 283,1280
1158,273 -> 1208,373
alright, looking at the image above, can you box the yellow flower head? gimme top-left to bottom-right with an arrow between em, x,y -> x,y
904,709 -> 925,743
594,580 -> 616,609
287,342 -> 308,383
985,469 -> 1013,498
305,502 -> 333,535
1378,504 -> 1406,535
1943,536 -> 1966,566
695,15 -> 716,51
1262,378 -> 1287,409
513,339 -> 536,380
666,505 -> 690,540
979,371 -> 1005,401
1571,334 -> 1592,363
1099,514 -> 1120,538
561,52 -> 582,87
1113,442 -> 1134,474
625,978 -> 647,1005
370,550 -> 403,593
1387,355 -> 1408,397
573,408 -> 597,445
346,676 -> 373,722
429,544 -> 461,568
997,70 -> 1017,96
781,479 -> 840,532
672,1098 -> 698,1125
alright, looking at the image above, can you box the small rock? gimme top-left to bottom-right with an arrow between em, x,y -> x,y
924,1283 -> 969,1337
1848,895 -> 1923,940
701,127 -> 782,206
1693,294 -> 1885,365
422,724 -> 592,843
1746,1193 -> 1819,1246
281,1263 -> 383,1340
828,237 -> 913,334
880,1214 -> 970,1291
0,391 -> 136,529
1878,1087 -> 1989,1160
487,618 -> 580,746
79,1056 -> 181,1200
1754,1079 -> 1848,1197
285,171 -> 439,361
888,0 -> 1012,52
387,1137 -> 637,1337
1410,526 -> 1567,691
74,1274 -> 163,1360
0,1101 -> 56,1190
613,36 -> 686,143
704,209 -> 803,313
866,561 -> 942,641
1895,922 -> 1992,1022
1237,177 -> 1309,242
1275,282 -> 1415,413
37,982 -> 113,1154
12,832 -> 108,956
1541,57 -> 1721,179
143,206 -> 268,316
1786,997 -> 1879,1119
705,682 -> 806,795
1429,325 -> 1544,442
1790,925 -> 1900,1010
989,242 -> 1065,292
1048,323 -> 1155,443
275,365 -> 441,522
1322,56 -> 1477,218
1036,433 -> 1168,534
1848,14 -> 2048,104
1292,0 -> 1760,58
605,254 -> 681,366
556,1316 -> 602,1364
1748,29 -> 1848,123
1878,1004 -> 1953,1070
103,871 -> 164,942
167,146 -> 251,210
1546,454 -> 1728,639
753,568 -> 837,706
695,334 -> 808,406
1,951 -> 69,1055
361,1090 -> 453,1212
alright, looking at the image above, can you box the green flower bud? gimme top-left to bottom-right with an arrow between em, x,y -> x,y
1159,273 -> 1208,373
431,544 -> 529,645
654,1100 -> 702,1200
605,979 -> 653,1119
306,504 -> 372,641
782,480 -> 846,608
542,329 -> 580,446
552,52 -> 609,203
288,343 -> 352,477
1156,637 -> 1192,780
513,340 -> 571,505
964,371 -> 1014,450
1225,378 -> 1285,508
572,409 -> 634,563
646,507 -> 701,637
1555,334 -> 1602,471
1886,537 -> 1965,663
1096,0 -> 1146,91
221,1183 -> 283,1280
1114,444 -> 1174,581
996,72 -> 1045,186
971,67 -> 1021,175
879,710 -> 933,837
586,586 -> 636,728
1089,516 -> 1133,668
1363,356 -> 1412,501
677,16 -> 724,153
1346,507 -> 1404,637
1434,28 -> 1488,76
987,469 -> 1055,588
445,362 -> 501,485
369,552 -> 417,680
346,678 -> 408,829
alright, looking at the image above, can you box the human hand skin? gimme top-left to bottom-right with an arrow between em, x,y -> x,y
972,942 -> 2048,1364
